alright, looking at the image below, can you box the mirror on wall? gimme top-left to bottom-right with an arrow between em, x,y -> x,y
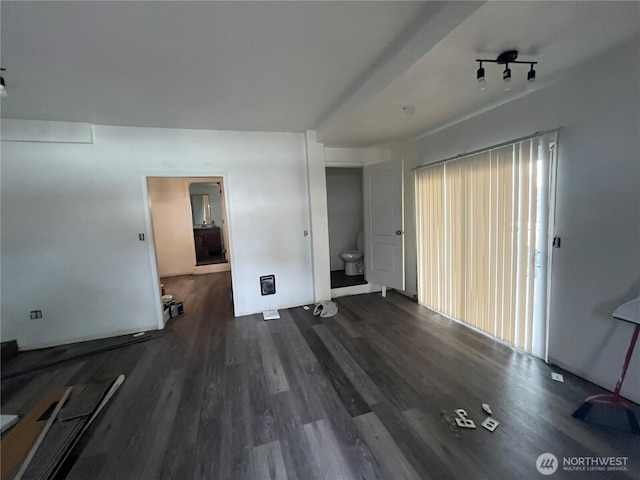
188,181 -> 227,266
190,194 -> 212,226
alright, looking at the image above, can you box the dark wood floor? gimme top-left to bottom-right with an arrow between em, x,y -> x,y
330,269 -> 367,289
2,272 -> 638,479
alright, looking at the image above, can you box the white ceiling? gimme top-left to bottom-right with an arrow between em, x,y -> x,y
323,1 -> 640,146
1,1 -> 639,147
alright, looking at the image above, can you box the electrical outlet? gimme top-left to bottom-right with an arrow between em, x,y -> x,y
30,310 -> 42,319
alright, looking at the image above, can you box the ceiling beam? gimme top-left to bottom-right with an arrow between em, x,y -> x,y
315,1 -> 484,144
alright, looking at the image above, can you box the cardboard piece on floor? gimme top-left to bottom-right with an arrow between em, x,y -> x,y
0,376 -> 125,480
48,375 -> 125,479
0,385 -> 84,480
21,375 -> 125,480
551,372 -> 564,382
14,387 -> 73,480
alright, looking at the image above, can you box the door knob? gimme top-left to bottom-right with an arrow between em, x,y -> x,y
396,230 -> 402,235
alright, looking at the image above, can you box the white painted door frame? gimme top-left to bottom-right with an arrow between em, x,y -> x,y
141,172 -> 238,329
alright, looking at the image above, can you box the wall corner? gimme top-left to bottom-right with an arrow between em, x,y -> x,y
305,131 -> 331,302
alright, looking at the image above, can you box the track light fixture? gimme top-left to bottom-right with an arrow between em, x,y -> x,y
476,63 -> 487,91
475,50 -> 537,91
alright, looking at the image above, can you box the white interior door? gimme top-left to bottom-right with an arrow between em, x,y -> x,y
363,159 -> 404,290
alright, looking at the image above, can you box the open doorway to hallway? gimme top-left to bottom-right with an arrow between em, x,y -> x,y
146,176 -> 233,323
326,167 -> 367,290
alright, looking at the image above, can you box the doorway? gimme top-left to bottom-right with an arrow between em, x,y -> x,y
326,167 -> 367,290
146,176 -> 232,277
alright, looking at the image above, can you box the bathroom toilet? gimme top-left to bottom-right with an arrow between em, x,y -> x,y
340,231 -> 364,276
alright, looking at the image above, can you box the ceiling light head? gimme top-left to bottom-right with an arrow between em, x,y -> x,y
0,69 -> 6,99
476,63 -> 487,91
503,65 -> 512,91
502,65 -> 512,82
527,64 -> 536,83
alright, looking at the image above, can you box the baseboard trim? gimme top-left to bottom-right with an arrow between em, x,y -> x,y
17,325 -> 161,351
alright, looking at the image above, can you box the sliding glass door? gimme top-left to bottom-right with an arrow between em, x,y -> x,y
415,133 -> 557,359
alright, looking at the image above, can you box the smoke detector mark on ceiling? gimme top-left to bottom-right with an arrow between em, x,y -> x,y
402,105 -> 416,116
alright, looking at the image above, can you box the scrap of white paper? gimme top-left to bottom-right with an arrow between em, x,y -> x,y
551,372 -> 564,382
263,310 -> 280,320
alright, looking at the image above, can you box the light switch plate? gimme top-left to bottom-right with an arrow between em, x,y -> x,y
455,417 -> 476,429
454,409 -> 468,419
482,417 -> 500,432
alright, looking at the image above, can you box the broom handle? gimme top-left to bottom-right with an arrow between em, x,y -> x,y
613,324 -> 640,400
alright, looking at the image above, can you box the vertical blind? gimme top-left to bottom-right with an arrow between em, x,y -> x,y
415,135 -> 554,355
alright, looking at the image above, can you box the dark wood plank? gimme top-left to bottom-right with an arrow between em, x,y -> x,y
289,308 -> 372,418
256,320 -> 290,395
218,363 -> 251,480
313,324 -> 383,406
266,391 -> 319,480
243,317 -> 278,448
353,411 -> 422,480
252,439 -> 288,480
303,418 -> 356,480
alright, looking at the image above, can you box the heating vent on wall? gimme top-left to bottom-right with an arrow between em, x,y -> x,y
260,275 -> 276,296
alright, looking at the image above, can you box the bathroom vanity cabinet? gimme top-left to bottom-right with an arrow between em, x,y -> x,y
193,226 -> 222,256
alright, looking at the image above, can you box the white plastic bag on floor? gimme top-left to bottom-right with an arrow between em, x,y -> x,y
313,301 -> 338,318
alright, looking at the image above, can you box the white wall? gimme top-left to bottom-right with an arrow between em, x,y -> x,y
325,147 -> 390,167
1,123 -> 314,348
306,131 -> 331,303
397,38 -> 640,402
326,168 -> 363,270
